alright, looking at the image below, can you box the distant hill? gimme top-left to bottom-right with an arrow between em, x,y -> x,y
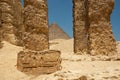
49,23 -> 70,40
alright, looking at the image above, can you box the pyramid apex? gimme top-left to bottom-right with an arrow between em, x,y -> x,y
51,22 -> 57,25
49,23 -> 70,40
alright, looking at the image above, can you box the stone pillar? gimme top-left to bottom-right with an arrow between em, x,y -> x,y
88,0 -> 117,55
14,0 -> 24,46
0,0 -> 23,45
23,0 -> 49,50
17,0 -> 61,74
0,5 -> 2,48
73,0 -> 89,54
73,0 -> 116,55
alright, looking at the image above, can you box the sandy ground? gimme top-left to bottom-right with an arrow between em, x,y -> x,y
0,39 -> 120,80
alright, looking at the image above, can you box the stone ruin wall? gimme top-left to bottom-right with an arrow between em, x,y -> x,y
14,0 -> 24,46
0,0 -> 16,44
0,6 -> 2,48
17,0 -> 61,74
0,0 -> 23,46
88,0 -> 117,55
0,0 -> 117,55
73,0 -> 117,55
23,0 -> 49,51
73,0 -> 89,54
0,0 -> 117,74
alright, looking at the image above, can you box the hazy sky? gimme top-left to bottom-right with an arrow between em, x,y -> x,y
21,0 -> 120,41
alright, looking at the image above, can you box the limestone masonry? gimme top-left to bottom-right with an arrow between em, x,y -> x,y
17,0 -> 61,74
73,0 -> 117,55
0,0 -> 117,74
88,0 -> 117,55
0,0 -> 23,45
73,0 -> 89,54
24,0 -> 48,50
0,6 -> 2,48
17,50 -> 61,74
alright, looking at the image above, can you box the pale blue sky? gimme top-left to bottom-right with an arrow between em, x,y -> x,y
21,0 -> 120,41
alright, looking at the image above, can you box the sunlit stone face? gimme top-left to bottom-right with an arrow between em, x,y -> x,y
37,0 -> 42,2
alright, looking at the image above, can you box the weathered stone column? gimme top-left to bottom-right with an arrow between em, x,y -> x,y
17,0 -> 61,74
73,0 -> 89,54
88,0 -> 117,55
0,0 -> 23,45
0,6 -> 2,48
14,0 -> 24,46
0,0 -> 15,44
23,0 -> 49,50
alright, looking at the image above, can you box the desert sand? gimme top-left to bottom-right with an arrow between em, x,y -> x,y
0,39 -> 120,80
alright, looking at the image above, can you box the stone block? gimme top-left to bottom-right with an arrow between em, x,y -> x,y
17,50 -> 61,74
23,33 -> 48,51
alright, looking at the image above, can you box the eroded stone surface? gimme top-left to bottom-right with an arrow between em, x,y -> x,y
88,0 -> 117,55
0,7 -> 2,48
17,0 -> 61,74
24,0 -> 48,50
17,50 -> 61,74
0,0 -> 23,45
23,33 -> 48,51
14,0 -> 24,46
73,0 -> 89,54
73,0 -> 116,55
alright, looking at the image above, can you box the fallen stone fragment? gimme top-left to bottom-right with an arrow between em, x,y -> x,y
17,50 -> 62,74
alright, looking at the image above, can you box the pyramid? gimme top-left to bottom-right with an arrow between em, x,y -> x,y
49,23 -> 70,40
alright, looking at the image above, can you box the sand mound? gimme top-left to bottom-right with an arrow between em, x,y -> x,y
49,39 -> 73,53
0,40 -> 120,80
117,41 -> 120,53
